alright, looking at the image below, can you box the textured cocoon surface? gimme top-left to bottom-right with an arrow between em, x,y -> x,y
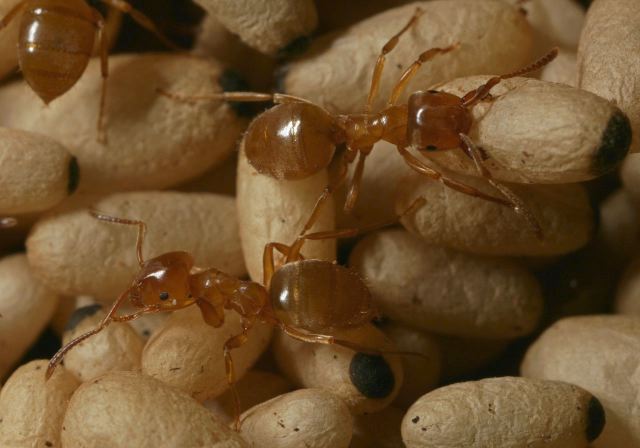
26,191 -> 245,301
282,0 -> 533,114
239,388 -> 352,448
382,323 -> 441,407
0,127 -> 76,215
0,360 -> 79,448
142,307 -> 272,402
539,50 -> 577,87
522,315 -> 640,448
0,254 -> 59,378
195,0 -> 317,55
402,376 -> 605,448
351,230 -> 543,337
61,371 -> 248,448
61,305 -> 144,382
578,0 -> 640,152
427,77 -> 631,184
0,53 -> 246,193
273,324 -> 403,414
397,171 -> 593,256
0,0 -> 19,80
206,370 -> 292,424
237,148 -> 335,282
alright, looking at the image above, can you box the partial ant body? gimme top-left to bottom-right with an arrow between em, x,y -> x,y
46,199 -> 425,428
159,8 -> 557,236
0,0 -> 178,142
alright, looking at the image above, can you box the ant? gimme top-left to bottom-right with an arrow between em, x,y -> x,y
46,198 -> 426,429
0,0 -> 179,143
158,8 -> 557,237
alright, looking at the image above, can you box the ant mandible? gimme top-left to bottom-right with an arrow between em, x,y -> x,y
0,0 -> 179,143
158,8 -> 557,237
46,198 -> 426,429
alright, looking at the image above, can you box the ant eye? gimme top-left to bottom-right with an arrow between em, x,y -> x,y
159,291 -> 170,301
426,145 -> 438,151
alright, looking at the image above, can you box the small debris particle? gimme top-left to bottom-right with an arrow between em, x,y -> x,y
412,416 -> 419,424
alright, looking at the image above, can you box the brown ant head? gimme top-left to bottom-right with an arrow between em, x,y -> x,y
407,90 -> 473,152
129,251 -> 195,309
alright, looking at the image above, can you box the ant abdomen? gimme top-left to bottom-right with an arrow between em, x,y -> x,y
269,259 -> 375,332
19,0 -> 96,104
407,91 -> 472,152
244,102 -> 342,180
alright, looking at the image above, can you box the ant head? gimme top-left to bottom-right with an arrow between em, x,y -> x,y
407,90 -> 472,152
129,252 -> 195,309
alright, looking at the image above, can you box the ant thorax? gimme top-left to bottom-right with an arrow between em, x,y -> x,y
268,259 -> 375,332
336,104 -> 408,150
407,91 -> 473,152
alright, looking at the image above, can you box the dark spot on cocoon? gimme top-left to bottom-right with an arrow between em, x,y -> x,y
67,156 -> 80,195
577,0 -> 592,9
218,70 -> 255,118
349,353 -> 395,399
586,396 -> 606,442
65,304 -> 102,332
277,35 -> 312,60
592,110 -> 632,176
45,442 -> 53,447
412,416 -> 419,424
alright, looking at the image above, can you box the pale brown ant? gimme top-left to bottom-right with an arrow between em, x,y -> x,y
0,0 -> 179,143
46,198 -> 426,428
159,8 -> 557,237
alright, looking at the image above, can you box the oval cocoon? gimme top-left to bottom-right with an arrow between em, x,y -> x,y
237,148 -> 335,282
427,77 -> 631,183
0,254 -> 59,378
0,360 -> 79,448
0,53 -> 246,193
26,191 -> 245,301
521,315 -> 640,448
61,371 -> 248,447
578,0 -> 640,152
282,0 -> 534,113
142,307 -> 272,402
0,127 -> 77,214
397,171 -> 593,256
402,376 -> 605,448
351,229 -> 543,337
273,324 -> 403,414
196,0 -> 318,55
60,305 -> 144,382
240,388 -> 352,448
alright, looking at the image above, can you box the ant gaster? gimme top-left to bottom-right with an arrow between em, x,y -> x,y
46,199 -> 426,429
0,0 -> 179,142
159,8 -> 557,236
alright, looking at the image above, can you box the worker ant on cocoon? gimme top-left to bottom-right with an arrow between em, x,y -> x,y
159,7 -> 557,237
0,0 -> 180,143
46,197 -> 427,429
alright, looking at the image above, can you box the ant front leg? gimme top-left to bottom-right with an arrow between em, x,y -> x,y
0,0 -> 26,31
90,210 -> 147,267
157,89 -> 313,107
458,134 -> 543,238
100,0 -> 181,50
222,317 -> 255,431
92,10 -> 109,144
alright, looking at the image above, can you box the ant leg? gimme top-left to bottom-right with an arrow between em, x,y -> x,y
397,145 -> 512,206
387,43 -> 459,106
89,210 -> 147,266
222,318 -> 254,431
110,305 -> 161,322
157,89 -> 311,106
365,7 -> 424,112
46,288 -> 131,379
461,48 -> 558,108
344,150 -> 370,213
93,11 -> 109,144
99,0 -> 180,50
262,242 -> 295,287
0,0 -> 26,31
458,134 -> 543,238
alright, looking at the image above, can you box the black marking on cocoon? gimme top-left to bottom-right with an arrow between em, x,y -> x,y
592,110 -> 632,176
67,156 -> 80,195
277,35 -> 312,60
218,70 -> 254,118
65,304 -> 103,332
586,396 -> 606,442
349,353 -> 395,399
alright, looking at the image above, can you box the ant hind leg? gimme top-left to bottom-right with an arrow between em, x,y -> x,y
222,319 -> 254,431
